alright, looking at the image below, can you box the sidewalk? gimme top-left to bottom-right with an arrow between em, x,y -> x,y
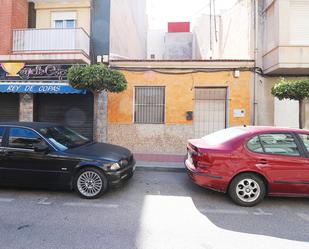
134,153 -> 186,172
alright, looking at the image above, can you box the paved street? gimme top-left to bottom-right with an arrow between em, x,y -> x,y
0,169 -> 309,249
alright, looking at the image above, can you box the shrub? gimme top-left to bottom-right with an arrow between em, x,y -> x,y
68,64 -> 127,93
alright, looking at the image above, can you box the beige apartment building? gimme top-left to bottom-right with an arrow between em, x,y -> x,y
257,0 -> 309,128
0,0 -> 147,142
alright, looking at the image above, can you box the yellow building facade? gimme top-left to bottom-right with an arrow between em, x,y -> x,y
108,61 -> 255,155
35,0 -> 91,33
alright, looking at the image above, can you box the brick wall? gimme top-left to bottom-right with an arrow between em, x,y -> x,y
0,0 -> 13,54
0,0 -> 28,55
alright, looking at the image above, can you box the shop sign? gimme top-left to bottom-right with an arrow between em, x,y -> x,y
18,64 -> 71,80
0,84 -> 85,94
0,63 -> 83,81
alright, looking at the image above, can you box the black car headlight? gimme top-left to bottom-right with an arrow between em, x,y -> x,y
107,162 -> 121,171
119,159 -> 129,167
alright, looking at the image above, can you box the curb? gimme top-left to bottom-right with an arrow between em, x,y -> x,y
136,164 -> 186,173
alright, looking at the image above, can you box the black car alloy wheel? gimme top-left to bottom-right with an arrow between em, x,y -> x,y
74,168 -> 108,199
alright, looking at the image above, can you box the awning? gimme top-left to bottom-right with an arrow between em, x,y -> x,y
0,81 -> 86,94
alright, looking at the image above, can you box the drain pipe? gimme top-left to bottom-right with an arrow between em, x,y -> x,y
252,0 -> 259,126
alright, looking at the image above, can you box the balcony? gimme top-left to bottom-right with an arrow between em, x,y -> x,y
10,28 -> 90,64
262,0 -> 309,75
263,45 -> 309,75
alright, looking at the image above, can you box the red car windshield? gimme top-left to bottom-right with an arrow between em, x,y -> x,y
202,127 -> 247,145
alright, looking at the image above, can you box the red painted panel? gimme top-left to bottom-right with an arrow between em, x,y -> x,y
168,22 -> 190,33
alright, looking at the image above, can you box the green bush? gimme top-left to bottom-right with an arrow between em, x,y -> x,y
68,64 -> 127,93
271,78 -> 309,101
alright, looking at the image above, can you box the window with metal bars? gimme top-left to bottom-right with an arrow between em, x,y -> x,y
134,86 -> 165,124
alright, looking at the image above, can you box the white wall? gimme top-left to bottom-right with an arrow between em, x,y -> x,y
192,0 -> 254,60
147,30 -> 165,60
274,98 -> 299,128
164,32 -> 193,60
218,0 -> 254,59
193,14 -> 221,59
147,31 -> 194,60
110,0 -> 148,59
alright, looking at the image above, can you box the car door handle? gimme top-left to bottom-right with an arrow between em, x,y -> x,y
259,159 -> 268,164
255,159 -> 268,167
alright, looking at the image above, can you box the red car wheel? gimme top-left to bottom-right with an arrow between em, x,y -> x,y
228,173 -> 266,207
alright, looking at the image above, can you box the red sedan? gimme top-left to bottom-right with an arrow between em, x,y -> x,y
185,126 -> 309,206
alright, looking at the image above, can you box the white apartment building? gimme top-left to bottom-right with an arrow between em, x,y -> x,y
258,0 -> 309,128
110,0 -> 148,59
192,0 -> 309,128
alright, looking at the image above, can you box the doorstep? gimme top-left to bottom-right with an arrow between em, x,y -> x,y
134,153 -> 186,172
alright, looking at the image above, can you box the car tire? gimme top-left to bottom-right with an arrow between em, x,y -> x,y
74,168 -> 108,199
228,173 -> 266,207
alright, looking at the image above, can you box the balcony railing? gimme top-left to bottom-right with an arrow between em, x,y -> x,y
12,28 -> 90,56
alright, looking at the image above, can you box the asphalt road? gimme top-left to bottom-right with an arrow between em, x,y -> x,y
0,170 -> 309,249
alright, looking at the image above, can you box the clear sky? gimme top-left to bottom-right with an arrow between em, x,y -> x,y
147,0 -> 238,29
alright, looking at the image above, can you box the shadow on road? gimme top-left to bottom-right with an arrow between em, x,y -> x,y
184,173 -> 309,243
0,170 -> 309,248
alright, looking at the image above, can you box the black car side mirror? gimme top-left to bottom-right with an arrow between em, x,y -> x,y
34,144 -> 50,153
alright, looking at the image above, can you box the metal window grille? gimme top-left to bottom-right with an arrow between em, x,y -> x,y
134,86 -> 165,124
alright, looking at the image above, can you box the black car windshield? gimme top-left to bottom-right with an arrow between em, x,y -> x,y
39,126 -> 90,151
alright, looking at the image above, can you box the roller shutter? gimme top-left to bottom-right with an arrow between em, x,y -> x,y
0,94 -> 19,122
34,93 -> 94,139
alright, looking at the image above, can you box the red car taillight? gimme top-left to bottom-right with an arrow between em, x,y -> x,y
187,142 -> 212,170
194,151 -> 212,169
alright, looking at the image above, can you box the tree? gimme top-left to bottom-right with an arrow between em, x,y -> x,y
271,78 -> 309,129
68,64 -> 127,142
67,64 -> 127,93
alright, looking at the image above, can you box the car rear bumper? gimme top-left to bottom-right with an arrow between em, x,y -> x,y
185,159 -> 227,193
106,159 -> 136,186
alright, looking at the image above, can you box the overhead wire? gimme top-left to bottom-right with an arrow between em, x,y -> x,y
213,0 -> 218,42
111,66 -> 264,75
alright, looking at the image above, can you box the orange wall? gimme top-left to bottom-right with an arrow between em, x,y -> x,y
108,70 -> 253,126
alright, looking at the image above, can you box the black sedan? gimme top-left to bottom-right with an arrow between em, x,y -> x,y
0,122 -> 135,199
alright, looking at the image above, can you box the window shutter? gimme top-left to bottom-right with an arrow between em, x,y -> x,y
290,0 -> 309,44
